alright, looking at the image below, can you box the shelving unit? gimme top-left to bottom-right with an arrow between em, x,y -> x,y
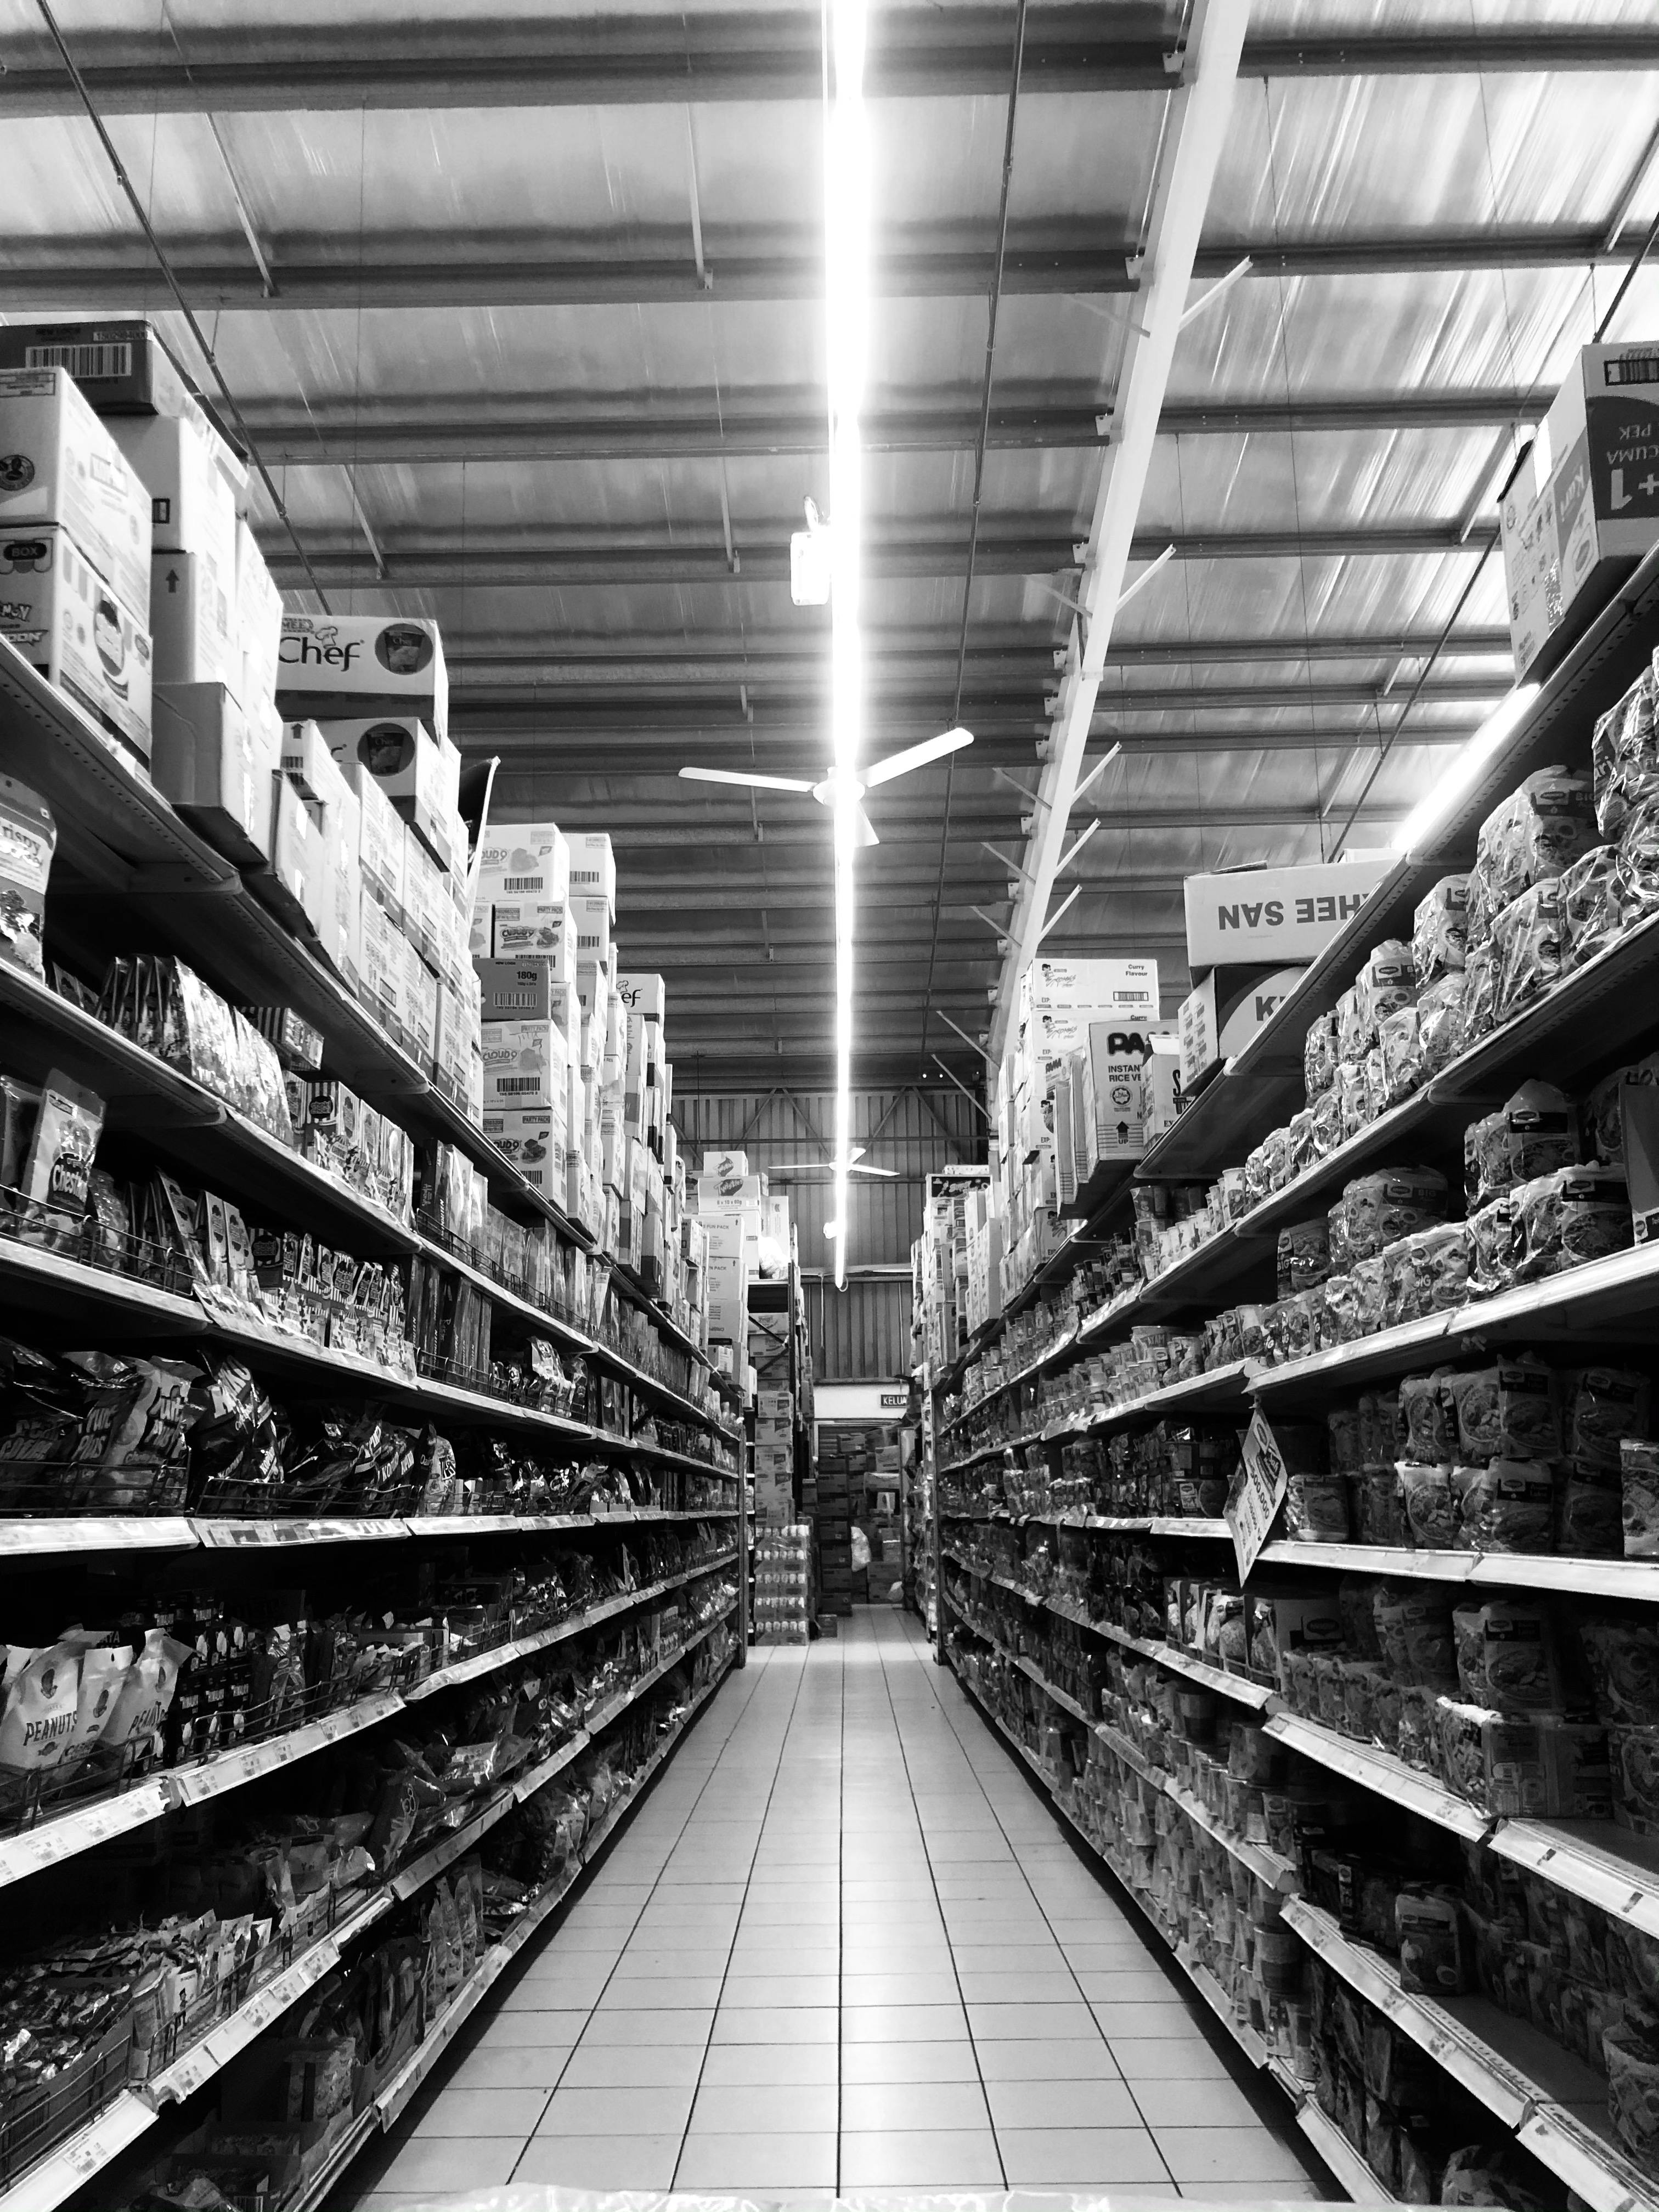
0,649 -> 747,2212
918,554 -> 1659,2212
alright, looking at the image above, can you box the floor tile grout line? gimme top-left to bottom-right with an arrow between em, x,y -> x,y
869,1608 -> 1007,2191
505,1646 -> 771,2182
670,1642 -> 815,2190
893,1608 -> 1180,2186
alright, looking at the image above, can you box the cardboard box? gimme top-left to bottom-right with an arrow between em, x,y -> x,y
0,524 -> 153,761
316,715 -> 460,872
149,547 -> 238,692
482,1106 -> 561,1192
358,891 -> 404,1034
314,727 -> 403,916
1084,1024 -> 1147,1160
252,772 -> 316,936
1183,857 -> 1393,969
477,820 -> 568,905
481,1015 -> 569,1111
1177,963 -> 1307,1089
490,895 -> 576,969
0,367 -> 151,619
617,970 -> 665,1022
151,682 -> 276,868
280,719 -> 330,804
567,831 -> 616,920
278,614 -> 448,739
1500,342 -> 1659,682
110,408 -> 237,591
402,935 -> 439,1063
235,518 -> 282,709
572,892 -> 611,963
0,319 -> 197,416
702,1150 -> 748,1177
473,958 -> 579,1040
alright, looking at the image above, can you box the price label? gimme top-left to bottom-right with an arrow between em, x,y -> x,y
160,2042 -> 218,2101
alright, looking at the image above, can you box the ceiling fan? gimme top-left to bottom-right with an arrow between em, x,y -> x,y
678,726 -> 974,846
765,1148 -> 899,1182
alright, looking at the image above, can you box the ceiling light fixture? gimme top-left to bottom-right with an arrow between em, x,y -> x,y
1390,682 -> 1540,854
823,0 -> 870,1294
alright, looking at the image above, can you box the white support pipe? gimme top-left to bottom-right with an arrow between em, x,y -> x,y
989,0 -> 1252,1059
1037,883 -> 1082,944
1054,815 -> 1100,877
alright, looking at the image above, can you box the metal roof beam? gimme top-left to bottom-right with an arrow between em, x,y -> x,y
0,10 -> 1180,116
0,18 -> 1646,117
548,800 -> 1398,844
236,386 -> 1551,465
0,227 -> 1627,314
991,0 -> 1248,1058
261,524 -> 1502,588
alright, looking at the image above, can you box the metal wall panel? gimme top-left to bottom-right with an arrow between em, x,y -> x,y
674,1085 -> 980,1377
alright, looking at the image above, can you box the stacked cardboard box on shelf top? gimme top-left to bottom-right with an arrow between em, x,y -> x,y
684,1147 -> 793,1358
1176,856 -> 1393,1093
0,321 -> 493,1116
814,1424 -> 858,1615
915,1165 -> 991,1369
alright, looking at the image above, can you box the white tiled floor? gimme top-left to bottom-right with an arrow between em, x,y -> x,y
342,1608 -> 1329,2205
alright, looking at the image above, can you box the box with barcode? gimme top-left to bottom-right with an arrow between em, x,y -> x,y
481,1014 -> 569,1111
477,821 -> 568,904
567,831 -> 616,921
0,319 -> 196,416
0,368 -> 153,622
482,1105 -> 562,1190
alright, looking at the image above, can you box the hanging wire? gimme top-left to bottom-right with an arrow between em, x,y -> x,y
917,0 -> 1030,1067
1260,77 -> 1332,858
1330,13 -> 1531,859
32,0 -> 331,611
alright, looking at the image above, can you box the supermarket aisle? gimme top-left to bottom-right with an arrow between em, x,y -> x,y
347,1611 -> 1326,2204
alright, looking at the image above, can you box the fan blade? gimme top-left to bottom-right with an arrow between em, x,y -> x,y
855,805 -> 879,848
861,726 -> 973,787
848,1163 -> 899,1177
678,767 -> 816,793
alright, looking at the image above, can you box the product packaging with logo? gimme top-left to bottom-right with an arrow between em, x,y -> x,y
150,682 -> 279,868
277,613 -> 448,737
0,366 -> 153,622
0,525 -> 153,761
0,772 -> 56,979
316,711 -> 461,872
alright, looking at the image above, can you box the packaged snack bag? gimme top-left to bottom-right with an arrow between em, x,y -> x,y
14,1069 -> 103,1251
1413,876 -> 1469,986
0,774 -> 55,978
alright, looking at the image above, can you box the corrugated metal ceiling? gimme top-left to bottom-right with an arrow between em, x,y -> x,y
1,1 -> 1656,1081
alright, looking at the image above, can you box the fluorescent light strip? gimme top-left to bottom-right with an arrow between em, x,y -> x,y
1390,681 -> 1540,853
825,0 -> 869,1292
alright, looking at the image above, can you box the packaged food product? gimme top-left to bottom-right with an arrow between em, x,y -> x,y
1453,1459 -> 1558,1553
1611,1726 -> 1659,1837
1453,1600 -> 1564,1713
1376,1584 -> 1458,1688
1396,1887 -> 1468,1994
1560,843 -> 1624,972
1337,1057 -> 1370,1141
1276,1218 -> 1329,1299
1336,984 -> 1367,1065
1489,878 -> 1563,1023
1465,1079 -> 1580,1205
1594,666 -> 1659,838
1414,970 -> 1465,1082
1397,1463 -> 1457,1551
1514,1163 -> 1632,1280
1413,876 -> 1469,986
1305,1012 -> 1339,1101
1618,790 -> 1659,927
1399,1371 -> 1455,1463
13,1069 -> 103,1252
1462,938 -> 1497,1042
1309,1083 -> 1344,1159
1341,1166 -> 1448,1260
1581,1618 -> 1659,1725
1286,1106 -> 1318,1180
1605,2016 -> 1659,2176
1285,1472 -> 1351,1541
1357,940 -> 1415,1037
1566,1366 -> 1651,1473
1377,1001 -> 1424,1106
1622,1437 -> 1659,1558
1473,764 -> 1596,916
1559,1477 -> 1622,1556
1464,1193 -> 1520,1296
1444,1358 -> 1560,1463
0,774 -> 55,978
0,1638 -> 82,1773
